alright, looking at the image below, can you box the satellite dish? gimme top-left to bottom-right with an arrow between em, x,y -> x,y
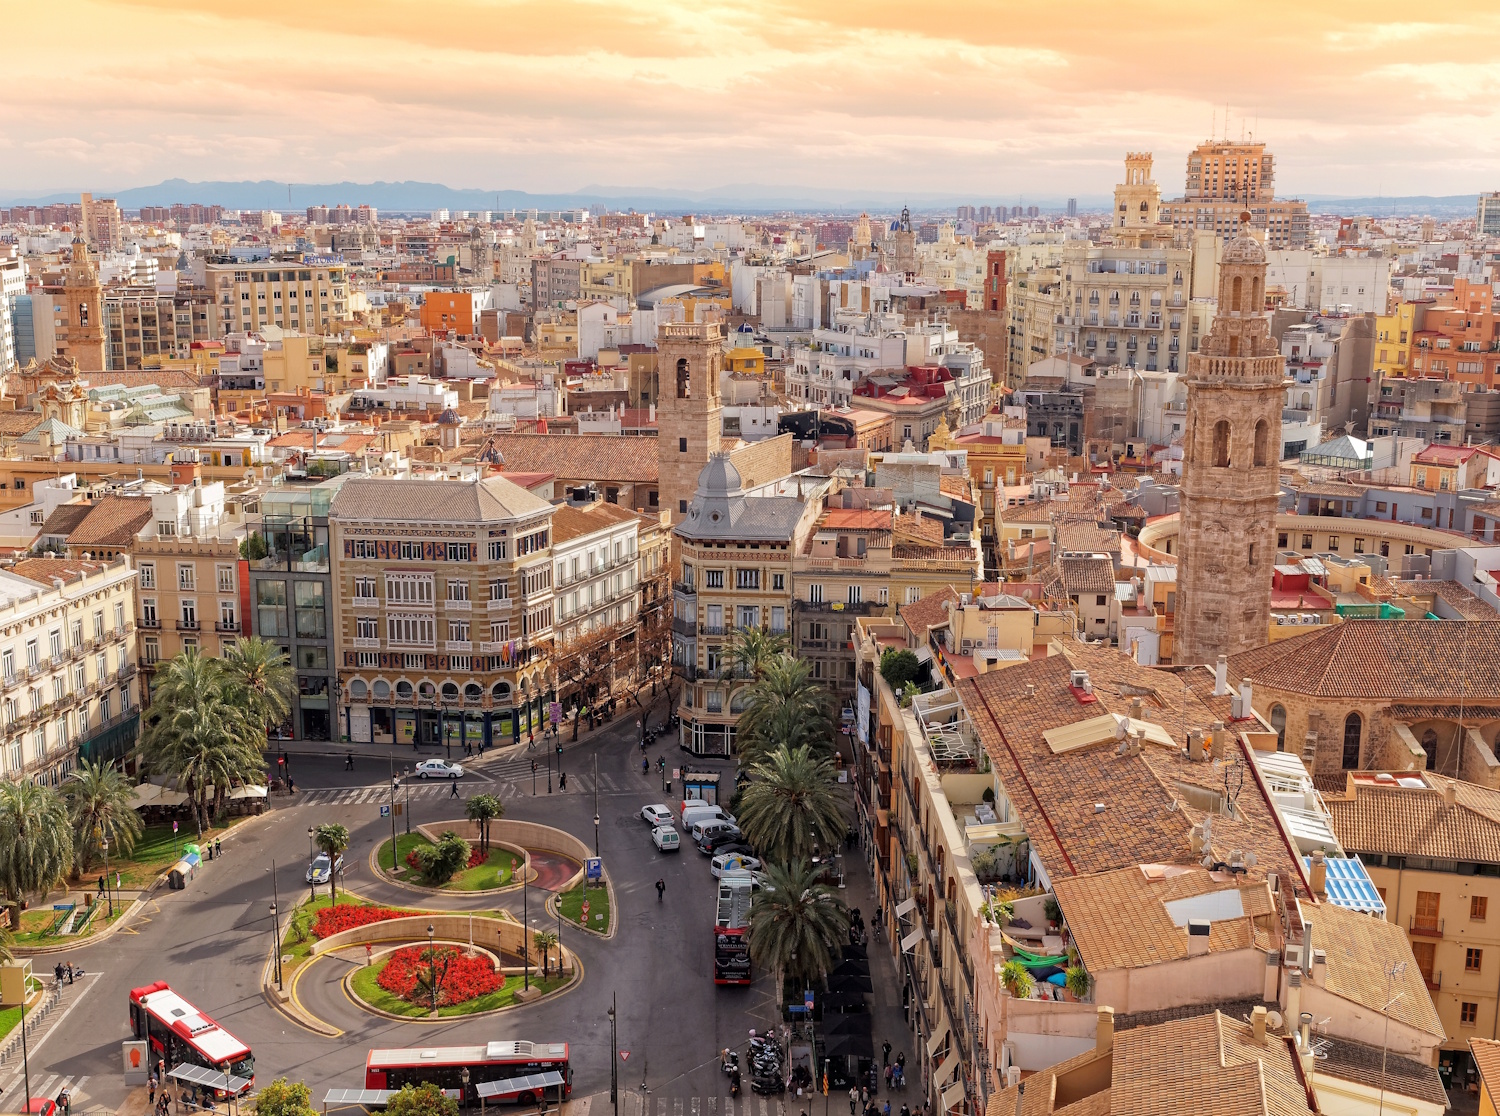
1266,1011 -> 1284,1031
1244,851 -> 1258,868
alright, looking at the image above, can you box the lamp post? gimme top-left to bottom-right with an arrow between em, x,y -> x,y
20,958 -> 32,1108
593,814 -> 600,859
101,835 -> 112,918
269,901 -> 282,991
427,924 -> 437,1015
307,826 -> 316,903
390,778 -> 400,871
607,992 -> 618,1116
269,860 -> 282,988
522,869 -> 530,990
461,1067 -> 470,1110
405,773 -> 411,835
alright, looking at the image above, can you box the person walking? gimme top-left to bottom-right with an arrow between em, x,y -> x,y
655,878 -> 665,902
345,752 -> 354,770
214,837 -> 221,858
449,777 -> 460,799
559,771 -> 567,791
149,1075 -> 158,1105
882,1040 -> 892,1067
849,1087 -> 858,1116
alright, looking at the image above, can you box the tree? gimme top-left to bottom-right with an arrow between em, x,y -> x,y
533,928 -> 559,978
220,636 -> 294,740
415,832 -> 469,885
239,532 -> 269,562
737,745 -> 848,866
385,1083 -> 457,1116
727,626 -> 789,682
735,655 -> 834,766
747,860 -> 850,1008
879,648 -> 921,690
553,624 -> 625,740
63,759 -> 143,878
254,1079 -> 316,1116
314,823 -> 350,904
0,781 -> 74,929
464,795 -> 504,855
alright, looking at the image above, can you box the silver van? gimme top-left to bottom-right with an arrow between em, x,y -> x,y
680,803 -> 735,832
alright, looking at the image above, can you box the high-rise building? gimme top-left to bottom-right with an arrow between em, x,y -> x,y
1479,191 -> 1500,238
1175,218 -> 1284,665
1160,139 -> 1309,249
80,192 -> 123,252
1066,198 -> 1077,218
0,250 -> 24,377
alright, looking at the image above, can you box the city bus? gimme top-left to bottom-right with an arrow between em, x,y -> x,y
365,1041 -> 571,1105
714,925 -> 751,985
128,982 -> 254,1095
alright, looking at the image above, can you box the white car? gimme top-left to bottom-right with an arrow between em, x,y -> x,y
306,853 -> 345,884
640,804 -> 673,826
710,852 -> 761,878
414,759 -> 464,779
651,826 -> 680,852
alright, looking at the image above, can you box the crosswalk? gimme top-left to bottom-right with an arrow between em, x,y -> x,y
0,1072 -> 92,1110
602,1093 -> 813,1116
300,770 -> 653,805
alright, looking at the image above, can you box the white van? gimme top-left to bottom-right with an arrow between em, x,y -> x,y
680,802 -> 735,833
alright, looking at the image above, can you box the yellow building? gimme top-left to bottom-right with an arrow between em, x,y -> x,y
1376,301 -> 1422,380
580,260 -> 633,304
928,414 -> 1028,561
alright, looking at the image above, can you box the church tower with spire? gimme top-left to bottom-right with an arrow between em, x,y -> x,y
59,238 -> 105,372
1175,216 -> 1283,665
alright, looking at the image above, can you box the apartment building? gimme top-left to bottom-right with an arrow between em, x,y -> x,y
1159,139 -> 1310,249
202,259 -> 349,338
550,491 -> 645,707
0,556 -> 139,786
1057,239 -> 1192,373
103,287 -> 190,371
791,507 -> 893,705
330,474 -> 558,750
531,257 -> 583,309
671,455 -> 830,756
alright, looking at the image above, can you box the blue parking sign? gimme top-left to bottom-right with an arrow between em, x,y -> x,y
380,804 -> 390,818
585,857 -> 602,880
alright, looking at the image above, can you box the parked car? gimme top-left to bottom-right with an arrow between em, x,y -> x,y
640,804 -> 673,826
697,829 -> 745,855
414,759 -> 464,779
651,826 -> 680,852
680,803 -> 735,833
710,852 -> 761,878
305,853 -> 345,884
712,840 -> 756,859
691,819 -> 742,846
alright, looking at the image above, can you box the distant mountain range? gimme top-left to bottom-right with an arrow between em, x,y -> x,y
0,179 -> 1482,219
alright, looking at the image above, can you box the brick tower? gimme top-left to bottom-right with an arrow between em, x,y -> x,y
1176,217 -> 1283,665
61,237 -> 105,372
656,320 -> 723,522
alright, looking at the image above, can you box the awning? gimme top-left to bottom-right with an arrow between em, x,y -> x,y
475,1072 -> 566,1099
901,929 -> 923,952
130,784 -> 161,808
941,1082 -> 967,1112
228,784 -> 268,800
167,1065 -> 252,1093
935,1051 -> 959,1087
895,897 -> 917,918
322,1089 -> 461,1107
926,1021 -> 951,1058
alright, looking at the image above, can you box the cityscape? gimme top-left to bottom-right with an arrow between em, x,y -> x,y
3,9 -> 1500,1116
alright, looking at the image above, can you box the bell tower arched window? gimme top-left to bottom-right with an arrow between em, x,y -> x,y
1212,420 -> 1231,468
1253,419 -> 1270,467
676,357 -> 690,399
1342,713 -> 1362,769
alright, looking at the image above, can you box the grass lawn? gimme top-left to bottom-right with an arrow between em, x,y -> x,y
349,963 -> 567,1018
376,836 -> 514,891
278,894 -> 516,976
104,818 -> 249,891
557,878 -> 611,933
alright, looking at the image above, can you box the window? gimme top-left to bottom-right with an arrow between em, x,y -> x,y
385,575 -> 434,604
219,600 -> 236,629
705,690 -> 723,713
772,573 -> 785,591
1211,420 -> 1230,467
355,616 -> 378,640
905,586 -> 921,604
808,583 -> 824,604
736,568 -> 760,591
847,584 -> 862,604
1468,948 -> 1484,972
704,569 -> 725,589
770,606 -> 786,633
387,614 -> 435,646
1473,896 -> 1488,922
448,619 -> 470,643
216,565 -> 235,593
1270,705 -> 1286,751
1462,1002 -> 1479,1026
1342,712 -> 1362,769
489,620 -> 510,642
1327,536 -> 1339,552
520,565 -> 551,595
48,629 -> 62,658
737,605 -> 759,628
177,563 -> 195,591
446,579 -> 470,602
1095,594 -> 1107,606
489,578 -> 509,601
1353,538 -> 1365,554
445,542 -> 473,561
93,611 -> 104,640
1301,534 -> 1313,550
180,600 -> 197,627
353,577 -> 377,600
256,579 -> 288,637
294,582 -> 326,638
139,563 -> 156,590
70,619 -> 82,648
1414,891 -> 1440,935
488,540 -> 508,560
1252,419 -> 1270,467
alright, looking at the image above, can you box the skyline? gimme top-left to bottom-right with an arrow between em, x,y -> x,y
5,1 -> 1500,199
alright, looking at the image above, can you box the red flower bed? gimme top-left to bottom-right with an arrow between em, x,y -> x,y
466,847 -> 487,869
375,945 -> 504,1006
406,849 -> 421,870
313,904 -> 409,939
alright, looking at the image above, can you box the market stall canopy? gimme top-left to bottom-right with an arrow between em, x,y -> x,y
228,784 -> 268,800
824,1032 -> 875,1060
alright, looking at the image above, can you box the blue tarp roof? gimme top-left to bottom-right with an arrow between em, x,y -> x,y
1304,855 -> 1386,916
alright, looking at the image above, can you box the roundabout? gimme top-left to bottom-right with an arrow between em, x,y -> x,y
344,939 -> 574,1020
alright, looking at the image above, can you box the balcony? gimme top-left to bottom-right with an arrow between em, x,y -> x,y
215,620 -> 241,633
796,599 -> 881,615
138,616 -> 161,630
119,663 -> 138,681
1409,917 -> 1444,938
445,640 -> 473,652
445,600 -> 472,612
700,625 -> 727,637
1424,969 -> 1442,992
352,638 -> 380,650
176,619 -> 200,632
672,617 -> 698,638
487,597 -> 512,612
673,581 -> 697,599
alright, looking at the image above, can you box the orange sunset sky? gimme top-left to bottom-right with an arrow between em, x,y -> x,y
4,0 -> 1500,199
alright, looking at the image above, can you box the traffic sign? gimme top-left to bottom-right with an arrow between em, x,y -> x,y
619,1052 -> 630,1062
550,702 -> 562,726
380,805 -> 390,818
585,857 -> 602,880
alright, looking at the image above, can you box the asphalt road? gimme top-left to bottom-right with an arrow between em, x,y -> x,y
19,713 -> 784,1112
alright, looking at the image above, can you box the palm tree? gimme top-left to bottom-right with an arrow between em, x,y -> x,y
748,860 -> 849,1008
0,781 -> 74,929
464,795 -> 504,856
735,656 -> 834,766
0,922 -> 13,963
533,929 -> 559,978
220,636 -> 294,740
64,759 -> 143,877
737,744 -> 848,865
314,823 -> 351,904
727,627 -> 789,682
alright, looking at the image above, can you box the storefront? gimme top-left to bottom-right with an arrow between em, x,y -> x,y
343,677 -> 549,750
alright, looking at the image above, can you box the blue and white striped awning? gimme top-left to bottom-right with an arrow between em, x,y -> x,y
1304,855 -> 1386,916
475,1072 -> 566,1099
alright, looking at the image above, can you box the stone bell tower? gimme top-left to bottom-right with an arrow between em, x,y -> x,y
1113,153 -> 1163,244
1176,216 -> 1284,665
656,319 -> 723,522
60,238 -> 105,372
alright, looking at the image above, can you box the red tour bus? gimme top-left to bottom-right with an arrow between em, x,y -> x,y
366,1041 -> 571,1105
128,982 -> 254,1095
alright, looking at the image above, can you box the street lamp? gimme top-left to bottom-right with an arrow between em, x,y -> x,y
307,827 -> 316,903
390,778 -> 400,871
427,924 -> 437,1015
593,814 -> 600,859
101,835 -> 112,918
522,868 -> 529,991
20,956 -> 32,1109
461,1067 -> 470,1110
269,901 -> 282,990
405,772 -> 411,836
607,992 -> 618,1116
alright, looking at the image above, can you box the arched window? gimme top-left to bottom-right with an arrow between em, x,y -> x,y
1342,712 -> 1362,769
1231,275 -> 1243,313
1253,419 -> 1270,467
1270,705 -> 1286,751
1251,278 -> 1262,310
1212,420 -> 1231,468
492,681 -> 512,703
464,682 -> 483,702
1301,391 -> 1311,409
1421,729 -> 1439,770
441,681 -> 460,701
373,680 -> 391,701
676,357 -> 690,399
349,679 -> 369,701
395,680 -> 413,701
1228,335 -> 1240,358
730,689 -> 748,714
419,681 -> 436,700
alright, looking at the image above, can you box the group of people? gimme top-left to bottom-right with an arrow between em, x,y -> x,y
52,961 -> 80,986
148,1071 -> 218,1115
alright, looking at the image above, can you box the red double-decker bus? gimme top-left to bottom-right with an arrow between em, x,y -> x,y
714,926 -> 751,985
366,1041 -> 571,1105
128,982 -> 253,1095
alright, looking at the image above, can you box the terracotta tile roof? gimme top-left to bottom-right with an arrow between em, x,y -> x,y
479,433 -> 660,483
329,475 -> 553,523
892,543 -> 974,562
1227,619 -> 1500,699
1051,1093 -> 1110,1116
9,557 -> 111,583
65,496 -> 154,548
38,504 -> 93,537
549,499 -> 645,543
1059,555 -> 1115,595
1056,521 -> 1120,554
1471,1038 -> 1500,1094
1325,773 -> 1500,863
899,586 -> 959,641
1310,902 -> 1445,1038
1002,499 -> 1066,525
893,510 -> 944,543
985,1047 -> 1107,1116
821,508 -> 893,532
1390,578 -> 1499,619
0,411 -> 46,437
1318,1035 -> 1446,1106
85,369 -> 204,391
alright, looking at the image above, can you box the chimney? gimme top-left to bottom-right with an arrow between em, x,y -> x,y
1129,696 -> 1143,721
1285,969 -> 1302,1037
1213,654 -> 1230,695
1445,781 -> 1458,808
1095,1006 -> 1114,1053
1210,721 -> 1226,759
1298,1011 -> 1315,1076
1186,918 -> 1211,956
1309,850 -> 1327,899
1310,949 -> 1327,986
1187,729 -> 1205,761
1239,678 -> 1253,716
1251,1005 -> 1268,1045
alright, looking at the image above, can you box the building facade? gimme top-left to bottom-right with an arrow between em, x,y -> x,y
203,260 -> 349,338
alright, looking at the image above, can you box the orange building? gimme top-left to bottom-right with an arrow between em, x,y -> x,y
1410,278 -> 1500,388
419,291 -> 475,336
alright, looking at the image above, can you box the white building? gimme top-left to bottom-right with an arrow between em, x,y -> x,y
1266,251 -> 1391,315
348,377 -> 459,413
550,492 -> 642,649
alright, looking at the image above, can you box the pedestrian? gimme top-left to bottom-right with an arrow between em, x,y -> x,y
345,752 -> 353,770
883,1040 -> 892,1067
849,1087 -> 858,1116
97,875 -> 105,895
860,1086 -> 868,1107
558,772 -> 566,791
896,1052 -> 905,1070
54,962 -> 64,984
287,775 -> 295,793
883,1102 -> 890,1116
149,1075 -> 158,1105
449,778 -> 460,798
215,837 -> 221,858
656,878 -> 665,902
884,1065 -> 892,1089
66,962 -> 74,984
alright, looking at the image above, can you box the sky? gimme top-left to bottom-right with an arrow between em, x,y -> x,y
5,0 -> 1500,200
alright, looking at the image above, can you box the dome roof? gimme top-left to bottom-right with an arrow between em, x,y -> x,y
1222,217 -> 1266,265
694,453 -> 742,499
437,407 -> 462,424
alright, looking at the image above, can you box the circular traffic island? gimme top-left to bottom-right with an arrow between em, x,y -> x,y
349,942 -> 572,1019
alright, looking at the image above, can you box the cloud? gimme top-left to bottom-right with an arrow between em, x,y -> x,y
4,0 -> 1499,198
